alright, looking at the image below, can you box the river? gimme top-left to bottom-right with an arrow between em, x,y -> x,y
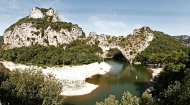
63,60 -> 152,105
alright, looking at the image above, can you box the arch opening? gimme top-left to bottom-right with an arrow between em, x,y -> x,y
106,48 -> 129,62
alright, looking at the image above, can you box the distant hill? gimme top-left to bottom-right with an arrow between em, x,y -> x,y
174,35 -> 190,46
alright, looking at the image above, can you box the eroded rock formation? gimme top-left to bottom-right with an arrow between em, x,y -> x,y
3,7 -> 154,63
29,7 -> 61,22
87,27 -> 154,63
3,7 -> 83,49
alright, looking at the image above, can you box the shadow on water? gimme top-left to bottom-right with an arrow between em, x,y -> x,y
134,81 -> 153,97
63,60 -> 152,105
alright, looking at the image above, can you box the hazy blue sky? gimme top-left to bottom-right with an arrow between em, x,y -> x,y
0,0 -> 190,36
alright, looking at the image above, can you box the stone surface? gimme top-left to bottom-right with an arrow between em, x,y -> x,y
3,7 -> 82,49
29,7 -> 61,22
87,27 -> 154,63
3,7 -> 154,63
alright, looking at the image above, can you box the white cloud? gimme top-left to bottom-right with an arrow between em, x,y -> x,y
90,16 -> 126,28
87,15 -> 143,36
81,15 -> 143,36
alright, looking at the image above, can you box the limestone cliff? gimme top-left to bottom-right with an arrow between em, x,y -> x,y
87,27 -> 154,63
29,7 -> 61,22
3,7 -> 83,49
3,7 -> 154,63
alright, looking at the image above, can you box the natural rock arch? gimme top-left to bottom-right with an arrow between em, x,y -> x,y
87,27 -> 154,63
100,44 -> 134,63
105,48 -> 129,62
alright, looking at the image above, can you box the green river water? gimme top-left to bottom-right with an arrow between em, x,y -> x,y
63,60 -> 152,105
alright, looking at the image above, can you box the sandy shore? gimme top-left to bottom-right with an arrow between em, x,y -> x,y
151,68 -> 163,78
149,67 -> 163,82
1,61 -> 111,96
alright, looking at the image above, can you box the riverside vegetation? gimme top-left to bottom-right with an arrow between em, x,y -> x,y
0,39 -> 102,67
95,31 -> 190,105
0,66 -> 66,105
134,30 -> 187,64
96,47 -> 190,105
1,30 -> 190,105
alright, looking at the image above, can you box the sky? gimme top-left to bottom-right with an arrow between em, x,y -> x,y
0,0 -> 190,36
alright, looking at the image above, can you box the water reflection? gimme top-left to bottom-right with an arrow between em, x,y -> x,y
86,60 -> 151,85
63,60 -> 152,105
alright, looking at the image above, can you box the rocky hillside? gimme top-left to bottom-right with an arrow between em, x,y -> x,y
174,35 -> 190,46
3,7 -> 84,49
87,27 -> 154,63
5,7 -> 181,64
2,7 -> 155,63
135,31 -> 187,63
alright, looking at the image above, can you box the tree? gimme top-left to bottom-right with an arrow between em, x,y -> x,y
96,95 -> 119,105
164,50 -> 188,64
152,47 -> 190,105
135,30 -> 187,64
121,91 -> 139,105
160,81 -> 181,105
178,68 -> 190,105
97,91 -> 154,105
0,65 -> 9,104
39,74 -> 66,105
166,63 -> 185,72
160,69 -> 190,105
153,63 -> 186,103
1,68 -> 65,105
0,65 -> 9,86
139,92 -> 153,105
2,39 -> 103,66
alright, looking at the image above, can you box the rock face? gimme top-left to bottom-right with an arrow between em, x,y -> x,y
174,35 -> 190,46
29,7 -> 61,22
3,7 -> 83,49
87,27 -> 154,63
174,35 -> 190,40
3,7 -> 154,63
